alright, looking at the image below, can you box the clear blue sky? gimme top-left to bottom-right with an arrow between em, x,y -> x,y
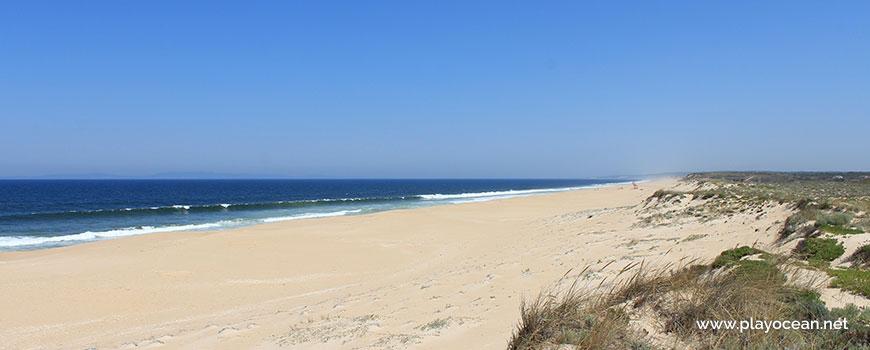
1,1 -> 868,178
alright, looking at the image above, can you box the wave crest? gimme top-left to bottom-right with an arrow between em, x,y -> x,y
0,209 -> 365,248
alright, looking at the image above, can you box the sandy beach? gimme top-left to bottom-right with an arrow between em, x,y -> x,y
5,2 -> 868,348
0,179 -> 806,349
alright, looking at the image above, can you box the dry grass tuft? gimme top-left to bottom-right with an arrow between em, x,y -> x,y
507,265 -> 654,350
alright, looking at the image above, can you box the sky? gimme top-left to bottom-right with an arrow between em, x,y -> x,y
1,1 -> 868,179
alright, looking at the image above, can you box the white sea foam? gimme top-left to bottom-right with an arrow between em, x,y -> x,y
420,181 -> 642,203
0,209 -> 366,249
0,222 -> 226,248
260,210 -> 362,223
419,187 -> 582,200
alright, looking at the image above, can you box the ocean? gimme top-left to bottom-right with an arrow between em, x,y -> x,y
0,179 -> 632,251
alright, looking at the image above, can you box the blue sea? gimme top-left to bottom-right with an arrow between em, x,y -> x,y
0,179 -> 631,251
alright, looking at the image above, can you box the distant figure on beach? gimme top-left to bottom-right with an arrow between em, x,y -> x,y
632,182 -> 638,190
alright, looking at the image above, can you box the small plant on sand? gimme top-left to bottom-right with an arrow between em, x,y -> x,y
417,318 -> 450,331
802,238 -> 845,262
828,269 -> 870,298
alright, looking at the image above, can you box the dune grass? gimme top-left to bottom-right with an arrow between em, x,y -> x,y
509,251 -> 870,350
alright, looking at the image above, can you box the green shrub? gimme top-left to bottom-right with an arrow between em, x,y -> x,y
828,269 -> 870,297
830,304 -> 870,337
803,238 -> 845,262
711,246 -> 763,268
816,213 -> 853,227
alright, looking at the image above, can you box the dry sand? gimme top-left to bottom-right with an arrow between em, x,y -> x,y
0,179 -> 800,349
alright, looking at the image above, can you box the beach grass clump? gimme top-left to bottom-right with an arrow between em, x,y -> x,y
820,224 -> 865,235
510,253 -> 870,350
817,213 -> 854,227
828,269 -> 870,298
802,238 -> 845,262
507,280 -> 643,350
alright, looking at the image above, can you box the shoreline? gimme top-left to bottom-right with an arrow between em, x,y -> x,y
0,179 -> 645,253
1,178 -> 697,349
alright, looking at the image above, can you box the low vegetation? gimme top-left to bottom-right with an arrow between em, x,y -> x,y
821,224 -> 865,235
711,246 -> 764,268
802,238 -> 846,262
509,250 -> 870,350
829,269 -> 870,298
818,213 -> 855,227
684,172 -> 870,201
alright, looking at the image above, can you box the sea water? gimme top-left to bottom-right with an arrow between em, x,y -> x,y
0,179 -> 632,251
